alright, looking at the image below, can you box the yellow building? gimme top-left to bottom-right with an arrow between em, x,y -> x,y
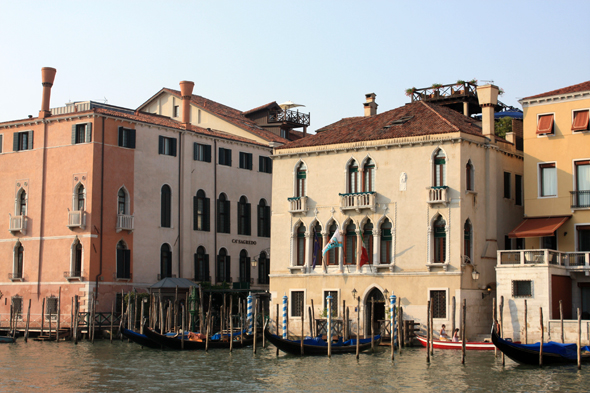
497,81 -> 590,342
270,86 -> 523,340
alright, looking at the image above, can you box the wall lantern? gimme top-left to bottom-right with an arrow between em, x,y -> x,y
352,288 -> 357,300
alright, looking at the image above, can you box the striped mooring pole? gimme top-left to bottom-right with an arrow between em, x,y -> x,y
282,294 -> 288,339
390,294 -> 397,348
247,293 -> 253,335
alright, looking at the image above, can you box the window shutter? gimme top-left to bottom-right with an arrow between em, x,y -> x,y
228,149 -> 232,166
117,249 -> 125,278
171,138 -> 177,157
124,249 -> 131,278
264,205 -> 271,237
204,254 -> 210,281
225,256 -> 231,282
13,133 -> 19,151
0,135 -> 3,154
86,123 -> 92,143
28,131 -> 33,150
268,159 -> 272,173
257,205 -> 263,237
129,129 -> 136,149
194,253 -> 199,280
159,136 -> 164,154
193,196 -> 198,230
204,145 -> 211,162
245,203 -> 251,235
237,201 -> 243,234
72,124 -> 77,144
259,156 -> 263,172
218,147 -> 224,164
217,199 -> 223,233
118,127 -> 123,146
225,200 -> 231,234
204,197 -> 210,231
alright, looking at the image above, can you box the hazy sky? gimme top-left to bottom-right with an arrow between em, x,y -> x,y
1,1 -> 588,132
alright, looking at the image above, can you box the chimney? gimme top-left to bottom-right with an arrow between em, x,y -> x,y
364,93 -> 377,117
39,67 -> 57,119
476,84 -> 499,141
179,80 -> 194,128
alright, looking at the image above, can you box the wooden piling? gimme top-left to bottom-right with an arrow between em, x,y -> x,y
229,295 -> 233,353
174,286 -> 178,333
74,296 -> 78,344
493,297 -> 497,357
70,297 -> 73,340
253,297 -> 258,355
301,301 -> 304,355
370,298 -> 374,352
205,310 -> 210,352
524,299 -> 528,344
578,308 -> 581,370
24,299 -> 31,342
308,306 -> 314,340
121,290 -> 125,339
539,307 -> 544,367
276,303 -> 279,356
342,300 -> 346,340
500,296 -> 504,365
398,304 -> 403,354
199,286 -> 204,333
57,287 -> 61,342
346,307 -> 350,341
311,299 -> 316,337
140,299 -> 145,335
111,301 -> 114,343
181,305 -> 185,350
560,300 -> 564,343
261,299 -> 266,348
41,298 -> 45,336
134,288 -> 138,331
391,301 -> 394,361
461,299 -> 466,364
451,296 -> 456,338
356,297 -> 360,360
430,300 -> 434,356
327,296 -> 332,358
426,299 -> 430,363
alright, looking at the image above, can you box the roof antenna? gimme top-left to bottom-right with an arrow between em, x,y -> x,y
103,97 -> 108,104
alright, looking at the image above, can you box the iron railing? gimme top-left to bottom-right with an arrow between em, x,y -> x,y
268,109 -> 310,127
498,249 -> 590,268
571,190 -> 590,208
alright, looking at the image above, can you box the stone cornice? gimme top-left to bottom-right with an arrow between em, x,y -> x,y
519,91 -> 590,108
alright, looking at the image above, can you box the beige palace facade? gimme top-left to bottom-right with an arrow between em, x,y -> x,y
270,86 -> 524,339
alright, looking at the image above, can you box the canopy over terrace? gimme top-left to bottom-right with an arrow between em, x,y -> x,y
149,277 -> 198,297
508,216 -> 571,238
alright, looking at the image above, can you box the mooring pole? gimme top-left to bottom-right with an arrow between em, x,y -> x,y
560,300 -> 564,344
426,299 -> 431,364
578,308 -> 582,370
461,299 -> 466,364
327,294 -> 332,358
540,307 -> 544,367
356,296 -> 360,360
390,294 -> 395,361
524,299 -> 528,344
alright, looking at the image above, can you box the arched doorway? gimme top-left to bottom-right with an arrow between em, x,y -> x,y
365,288 -> 386,337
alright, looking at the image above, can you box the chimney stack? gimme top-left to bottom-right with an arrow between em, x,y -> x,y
364,93 -> 377,117
39,67 -> 57,119
476,84 -> 499,141
179,80 -> 195,128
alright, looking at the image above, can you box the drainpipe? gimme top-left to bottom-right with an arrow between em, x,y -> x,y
178,131 -> 182,277
95,116 -> 105,300
213,135 -> 217,284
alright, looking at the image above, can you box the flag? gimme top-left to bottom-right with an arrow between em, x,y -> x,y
311,228 -> 321,270
360,231 -> 369,268
322,228 -> 342,257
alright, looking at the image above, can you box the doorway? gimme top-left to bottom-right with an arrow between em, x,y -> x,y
365,288 -> 386,337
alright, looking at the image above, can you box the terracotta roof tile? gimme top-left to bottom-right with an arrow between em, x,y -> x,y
242,101 -> 280,115
522,81 -> 590,100
276,101 -> 484,150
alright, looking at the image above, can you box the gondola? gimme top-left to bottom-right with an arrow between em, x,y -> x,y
416,335 -> 495,350
0,335 -> 16,343
491,326 -> 590,365
264,328 -> 380,356
143,325 -> 254,350
121,328 -> 161,349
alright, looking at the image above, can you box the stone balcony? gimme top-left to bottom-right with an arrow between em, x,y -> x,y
67,210 -> 86,229
339,192 -> 376,212
288,196 -> 308,214
498,249 -> 590,275
116,214 -> 134,233
9,215 -> 26,235
427,186 -> 449,204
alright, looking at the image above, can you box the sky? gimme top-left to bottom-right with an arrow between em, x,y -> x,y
1,1 -> 588,132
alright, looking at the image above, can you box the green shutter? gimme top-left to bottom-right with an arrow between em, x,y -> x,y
264,205 -> 271,237
159,136 -> 164,154
86,123 -> 92,142
203,197 -> 210,231
297,171 -> 306,179
28,131 -> 33,150
13,132 -> 19,151
193,196 -> 198,230
245,203 -> 251,236
171,138 -> 177,157
72,124 -> 77,144
381,229 -> 392,241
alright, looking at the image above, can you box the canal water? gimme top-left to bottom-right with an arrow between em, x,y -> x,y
1,340 -> 590,392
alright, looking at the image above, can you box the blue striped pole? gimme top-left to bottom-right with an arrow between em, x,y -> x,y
327,294 -> 333,357
390,295 -> 397,348
282,294 -> 288,339
247,293 -> 253,335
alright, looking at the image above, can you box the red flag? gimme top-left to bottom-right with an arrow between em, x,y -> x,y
360,232 -> 369,267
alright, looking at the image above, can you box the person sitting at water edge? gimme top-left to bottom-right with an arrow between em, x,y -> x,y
452,328 -> 460,342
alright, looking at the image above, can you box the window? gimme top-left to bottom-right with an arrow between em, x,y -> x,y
430,290 -> 446,318
540,163 -> 557,197
76,184 -> 85,211
194,143 -> 211,162
237,196 -> 251,236
363,159 -> 375,192
433,149 -> 446,187
257,199 -> 271,238
296,223 -> 306,266
327,222 -> 339,266
159,136 -> 177,156
348,161 -> 360,193
536,114 -> 554,135
13,131 -> 33,151
515,174 -> 523,206
323,291 -> 338,317
72,123 -> 91,144
219,147 -> 232,166
362,221 -> 373,264
118,188 -> 128,215
0,134 -> 3,153
574,161 -> 590,208
291,291 -> 304,317
160,244 -> 172,278
194,246 -> 210,282
542,232 -> 557,250
504,172 -> 511,199
515,238 -> 525,250
14,242 -> 23,279
344,222 -> 356,265
512,280 -> 532,297
239,250 -> 251,283
18,190 -> 27,216
259,156 -> 272,173
118,127 -> 136,149
296,162 -> 306,197
217,193 -> 230,234
464,220 -> 472,263
12,296 -> 23,316
312,223 -> 323,268
116,241 -> 131,279
572,110 -> 590,132
193,190 -> 210,231
380,219 -> 392,264
173,105 -> 180,118
239,152 -> 253,170
258,251 -> 270,285
578,226 -> 590,252
46,297 -> 57,316
504,235 -> 512,251
161,185 -> 172,228
73,240 -> 82,276
466,161 -> 474,191
216,248 -> 231,283
433,215 -> 446,263
280,129 -> 288,139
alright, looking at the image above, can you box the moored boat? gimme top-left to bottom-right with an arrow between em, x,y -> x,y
0,335 -> 16,343
264,328 -> 380,356
416,335 -> 495,350
121,328 -> 161,349
143,325 -> 254,350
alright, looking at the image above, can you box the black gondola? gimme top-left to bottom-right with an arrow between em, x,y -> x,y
143,325 -> 254,350
121,328 -> 161,349
491,326 -> 590,365
264,328 -> 380,356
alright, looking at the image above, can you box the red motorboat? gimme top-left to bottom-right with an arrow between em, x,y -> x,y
416,335 -> 495,350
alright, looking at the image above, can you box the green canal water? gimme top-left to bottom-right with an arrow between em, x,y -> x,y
1,340 -> 590,392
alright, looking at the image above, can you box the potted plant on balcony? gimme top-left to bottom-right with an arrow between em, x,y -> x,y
469,78 -> 478,86
431,83 -> 442,98
454,80 -> 466,95
405,87 -> 416,97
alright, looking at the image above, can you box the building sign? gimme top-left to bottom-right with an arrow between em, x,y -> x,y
232,239 -> 257,245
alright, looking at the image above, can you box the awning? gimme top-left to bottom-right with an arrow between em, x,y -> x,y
508,216 -> 570,238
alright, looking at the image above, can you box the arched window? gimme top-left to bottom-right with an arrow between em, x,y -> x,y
194,246 -> 209,282
312,222 -> 323,268
239,249 -> 251,283
118,188 -> 127,215
363,159 -> 375,192
237,196 -> 251,236
14,242 -> 24,279
327,222 -> 339,266
348,161 -> 360,193
194,190 -> 210,231
257,199 -> 271,238
73,240 -> 82,276
466,160 -> 474,191
344,222 -> 357,265
296,223 -> 306,266
258,251 -> 269,285
380,219 -> 392,264
362,221 -> 374,265
18,190 -> 27,216
76,185 -> 85,211
296,162 -> 307,197
433,215 -> 446,263
160,244 -> 172,278
217,193 -> 230,234
161,185 -> 172,228
116,240 -> 131,279
464,220 -> 472,263
433,149 -> 446,187
217,248 -> 230,283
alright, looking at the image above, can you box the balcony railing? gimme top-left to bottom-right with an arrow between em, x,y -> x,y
268,109 -> 311,127
116,214 -> 134,233
9,215 -> 26,234
8,272 -> 23,281
288,196 -> 308,214
67,210 -> 86,229
64,270 -> 83,280
339,192 -> 376,212
428,186 -> 449,204
498,249 -> 590,270
409,82 -> 478,103
571,190 -> 590,208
